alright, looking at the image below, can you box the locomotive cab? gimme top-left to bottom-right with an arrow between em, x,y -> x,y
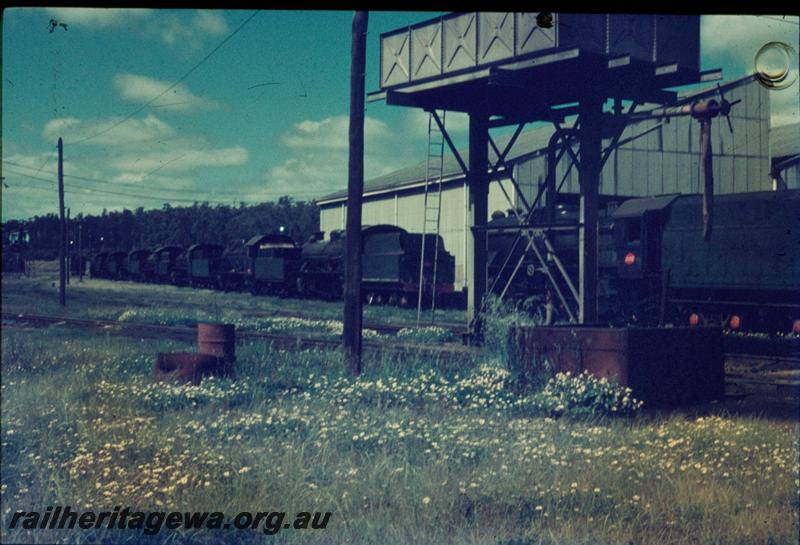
149,246 -> 185,284
127,249 -> 153,281
106,251 -> 129,280
245,234 -> 302,295
187,243 -> 225,288
609,195 -> 680,325
612,195 -> 679,279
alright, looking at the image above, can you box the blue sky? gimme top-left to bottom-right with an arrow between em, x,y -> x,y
2,10 -> 798,220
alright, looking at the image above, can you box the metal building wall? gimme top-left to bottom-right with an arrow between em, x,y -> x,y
514,78 -> 771,202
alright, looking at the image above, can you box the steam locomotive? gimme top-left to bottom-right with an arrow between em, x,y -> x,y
486,190 -> 799,333
89,225 -> 457,307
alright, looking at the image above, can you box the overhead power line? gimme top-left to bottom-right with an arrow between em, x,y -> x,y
70,10 -> 261,145
1,160 -> 323,198
4,168 -> 242,205
3,167 -> 327,205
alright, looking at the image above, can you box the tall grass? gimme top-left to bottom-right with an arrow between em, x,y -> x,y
2,327 -> 798,545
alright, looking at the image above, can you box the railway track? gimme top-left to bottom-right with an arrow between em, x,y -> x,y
2,279 -> 468,337
3,312 -> 797,396
0,312 -> 472,360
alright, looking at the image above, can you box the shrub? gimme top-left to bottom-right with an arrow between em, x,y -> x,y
395,326 -> 455,344
530,371 -> 644,418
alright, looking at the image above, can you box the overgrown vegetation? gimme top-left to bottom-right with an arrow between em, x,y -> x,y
2,326 -> 798,545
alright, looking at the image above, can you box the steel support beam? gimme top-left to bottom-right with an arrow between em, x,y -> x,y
578,95 -> 603,323
466,112 -> 489,331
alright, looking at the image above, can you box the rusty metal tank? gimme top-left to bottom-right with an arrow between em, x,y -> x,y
197,323 -> 236,364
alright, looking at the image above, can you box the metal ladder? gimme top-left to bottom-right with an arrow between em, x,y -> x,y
417,110 -> 446,324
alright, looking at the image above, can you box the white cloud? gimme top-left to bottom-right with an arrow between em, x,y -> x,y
45,8 -> 153,28
281,116 -> 391,150
3,151 -> 58,172
113,73 -> 219,111
147,10 -> 230,50
42,114 -> 175,147
110,147 -> 249,174
110,172 -> 194,190
263,113 -> 445,195
193,11 -> 229,36
403,109 -> 469,141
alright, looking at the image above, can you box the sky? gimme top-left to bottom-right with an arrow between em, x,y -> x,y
2,9 -> 798,221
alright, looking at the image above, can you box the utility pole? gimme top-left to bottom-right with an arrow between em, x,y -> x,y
78,220 -> 83,282
342,10 -> 368,375
66,207 -> 71,285
57,137 -> 66,306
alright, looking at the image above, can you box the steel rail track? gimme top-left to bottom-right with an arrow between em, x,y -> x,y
0,312 -> 472,359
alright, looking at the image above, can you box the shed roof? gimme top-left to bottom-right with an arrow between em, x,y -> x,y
770,122 -> 800,159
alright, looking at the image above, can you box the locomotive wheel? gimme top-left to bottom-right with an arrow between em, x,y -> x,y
387,293 -> 397,306
398,295 -> 408,307
366,293 -> 375,305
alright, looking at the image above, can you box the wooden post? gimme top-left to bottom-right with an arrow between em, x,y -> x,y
66,207 -> 70,285
342,11 -> 368,374
466,111 -> 489,333
57,137 -> 66,306
78,220 -> 83,282
578,95 -> 603,323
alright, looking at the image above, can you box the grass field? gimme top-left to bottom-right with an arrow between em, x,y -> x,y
1,275 -> 468,327
1,275 -> 799,544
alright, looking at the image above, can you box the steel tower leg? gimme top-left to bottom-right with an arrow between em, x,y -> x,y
466,112 -> 489,332
578,95 -> 603,324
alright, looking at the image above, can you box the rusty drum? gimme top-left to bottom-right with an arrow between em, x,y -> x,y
197,323 -> 236,363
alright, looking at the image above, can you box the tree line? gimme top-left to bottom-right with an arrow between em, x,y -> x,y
2,198 -> 319,260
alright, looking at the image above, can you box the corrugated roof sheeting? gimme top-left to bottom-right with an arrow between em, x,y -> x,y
770,122 -> 800,159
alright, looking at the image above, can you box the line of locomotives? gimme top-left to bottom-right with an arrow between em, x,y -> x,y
89,225 -> 456,307
88,189 -> 800,333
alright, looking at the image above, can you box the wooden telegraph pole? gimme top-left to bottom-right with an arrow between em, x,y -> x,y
66,207 -> 71,284
78,220 -> 83,282
57,137 -> 66,306
342,11 -> 368,374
